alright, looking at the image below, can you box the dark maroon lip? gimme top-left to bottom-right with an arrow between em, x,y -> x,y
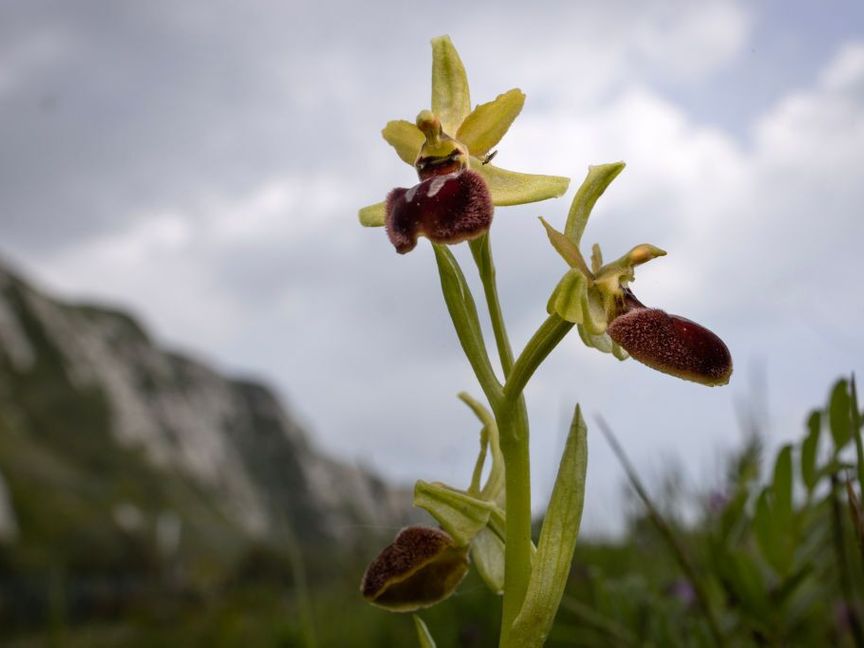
385,169 -> 494,254
607,306 -> 733,386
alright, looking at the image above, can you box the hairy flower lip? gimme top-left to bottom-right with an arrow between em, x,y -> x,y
607,306 -> 733,386
385,169 -> 494,254
360,525 -> 469,612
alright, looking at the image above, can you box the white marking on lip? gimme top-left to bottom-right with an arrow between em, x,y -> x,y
428,173 -> 457,198
404,185 -> 419,202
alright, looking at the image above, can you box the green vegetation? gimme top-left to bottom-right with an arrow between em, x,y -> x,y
3,368 -> 861,645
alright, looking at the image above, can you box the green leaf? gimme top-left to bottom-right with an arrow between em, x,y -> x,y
829,379 -> 852,452
382,120 -> 424,165
359,201 -> 386,227
413,481 -> 495,546
753,488 -> 778,570
474,161 -> 569,206
431,35 -> 470,135
413,615 -> 437,648
754,485 -> 794,575
564,162 -> 625,246
850,375 -> 864,498
773,444 -> 793,524
801,411 -> 821,492
470,526 -> 505,595
510,405 -> 588,647
547,270 -> 588,324
456,88 -> 525,157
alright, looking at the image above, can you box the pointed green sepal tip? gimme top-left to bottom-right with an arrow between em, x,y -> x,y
539,217 -> 592,275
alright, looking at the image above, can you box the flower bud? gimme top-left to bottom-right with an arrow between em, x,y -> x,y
360,526 -> 470,612
385,170 -> 493,254
607,307 -> 732,386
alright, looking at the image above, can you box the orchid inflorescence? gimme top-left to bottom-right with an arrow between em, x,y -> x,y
357,35 -> 732,648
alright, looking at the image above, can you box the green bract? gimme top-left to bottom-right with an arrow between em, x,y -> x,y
412,393 -> 514,596
358,36 -> 569,227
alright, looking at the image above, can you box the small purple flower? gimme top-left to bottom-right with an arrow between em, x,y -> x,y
707,491 -> 729,514
667,579 -> 697,607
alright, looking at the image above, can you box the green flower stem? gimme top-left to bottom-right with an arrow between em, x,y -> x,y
469,233 -> 515,378
503,315 -> 574,404
434,243 -> 575,647
465,233 -> 532,642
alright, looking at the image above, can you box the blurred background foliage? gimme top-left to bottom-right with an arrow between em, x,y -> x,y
2,375 -> 862,646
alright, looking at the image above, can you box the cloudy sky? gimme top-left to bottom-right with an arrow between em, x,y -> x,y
2,0 -> 863,534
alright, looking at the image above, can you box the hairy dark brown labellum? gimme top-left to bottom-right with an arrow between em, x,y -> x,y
385,170 -> 493,254
607,308 -> 733,386
360,526 -> 469,612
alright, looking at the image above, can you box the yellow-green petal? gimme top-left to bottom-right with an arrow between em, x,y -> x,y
539,217 -> 592,276
456,89 -> 525,157
474,161 -> 569,206
581,287 -> 607,335
431,35 -> 471,135
359,201 -> 385,227
381,120 -> 424,166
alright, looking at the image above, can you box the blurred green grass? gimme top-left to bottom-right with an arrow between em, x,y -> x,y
2,376 -> 862,646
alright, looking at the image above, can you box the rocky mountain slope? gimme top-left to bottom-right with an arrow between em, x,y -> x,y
0,260 -> 411,576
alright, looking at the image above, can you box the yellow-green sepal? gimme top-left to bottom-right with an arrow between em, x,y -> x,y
359,201 -> 386,227
565,162 -> 625,246
577,326 -> 628,360
470,526 -> 505,595
413,481 -> 496,547
456,89 -> 525,157
474,161 -> 569,206
546,270 -> 607,334
382,120 -> 424,165
431,36 -> 471,135
547,270 -> 587,324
